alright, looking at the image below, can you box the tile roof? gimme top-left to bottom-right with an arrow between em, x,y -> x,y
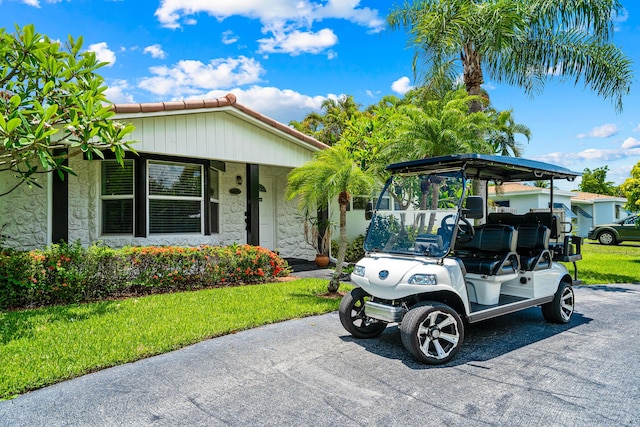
489,183 -> 627,202
109,93 -> 329,151
570,191 -> 626,201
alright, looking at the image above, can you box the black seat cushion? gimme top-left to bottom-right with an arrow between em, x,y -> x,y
456,225 -> 518,275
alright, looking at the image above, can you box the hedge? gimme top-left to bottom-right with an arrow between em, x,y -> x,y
0,242 -> 290,310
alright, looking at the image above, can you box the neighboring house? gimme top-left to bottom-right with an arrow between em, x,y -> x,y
0,94 -> 327,260
570,192 -> 629,238
488,183 -> 628,238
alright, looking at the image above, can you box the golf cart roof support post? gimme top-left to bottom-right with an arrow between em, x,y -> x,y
550,177 -> 555,225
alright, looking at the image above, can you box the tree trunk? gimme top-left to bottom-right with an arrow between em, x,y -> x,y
461,44 -> 485,113
328,195 -> 349,293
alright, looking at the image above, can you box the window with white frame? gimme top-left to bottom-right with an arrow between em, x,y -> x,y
148,161 -> 203,234
209,167 -> 220,234
101,160 -> 134,234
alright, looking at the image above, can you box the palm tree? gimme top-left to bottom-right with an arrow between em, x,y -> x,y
388,0 -> 632,112
290,95 -> 362,146
487,109 -> 531,157
286,146 -> 374,293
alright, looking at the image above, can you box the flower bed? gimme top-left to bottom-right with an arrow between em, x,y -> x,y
0,242 -> 290,310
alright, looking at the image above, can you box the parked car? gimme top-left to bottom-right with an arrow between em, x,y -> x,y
587,214 -> 640,245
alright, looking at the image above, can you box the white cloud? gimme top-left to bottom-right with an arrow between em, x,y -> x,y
104,79 -> 135,104
222,30 -> 239,45
88,42 -> 116,66
138,56 -> 264,97
633,124 -> 640,132
143,44 -> 166,59
622,137 -> 640,149
154,0 -> 384,55
19,0 -> 62,6
187,85 -> 330,123
391,76 -> 413,95
576,123 -> 619,138
258,27 -> 338,55
536,146 -> 640,168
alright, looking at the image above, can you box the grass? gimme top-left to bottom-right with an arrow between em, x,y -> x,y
0,278 -> 351,400
567,241 -> 640,285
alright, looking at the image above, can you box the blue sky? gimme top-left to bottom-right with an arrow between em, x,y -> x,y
1,0 -> 639,188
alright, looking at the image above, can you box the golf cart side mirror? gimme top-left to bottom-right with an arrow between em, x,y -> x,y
365,201 -> 373,220
463,196 -> 484,219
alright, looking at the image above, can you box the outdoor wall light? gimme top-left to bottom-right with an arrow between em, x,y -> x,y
229,187 -> 242,195
236,175 -> 243,185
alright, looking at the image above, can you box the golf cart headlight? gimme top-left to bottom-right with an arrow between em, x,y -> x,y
408,274 -> 437,285
353,265 -> 366,277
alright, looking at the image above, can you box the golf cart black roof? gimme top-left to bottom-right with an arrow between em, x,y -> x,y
386,154 -> 581,182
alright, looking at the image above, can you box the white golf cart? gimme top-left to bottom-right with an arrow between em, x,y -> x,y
339,154 -> 583,365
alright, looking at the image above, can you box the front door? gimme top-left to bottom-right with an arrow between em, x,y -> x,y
259,176 -> 275,250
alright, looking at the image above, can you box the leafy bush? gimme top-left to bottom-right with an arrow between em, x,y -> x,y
0,242 -> 290,310
331,234 -> 366,263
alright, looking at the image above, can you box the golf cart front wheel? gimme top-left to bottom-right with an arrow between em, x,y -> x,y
400,302 -> 464,365
339,287 -> 387,339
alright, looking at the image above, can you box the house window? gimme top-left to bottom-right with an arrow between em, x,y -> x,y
615,204 -> 621,219
209,167 -> 220,234
148,161 -> 203,234
101,160 -> 134,234
495,200 -> 510,208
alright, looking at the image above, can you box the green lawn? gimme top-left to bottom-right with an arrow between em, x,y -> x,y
570,241 -> 640,285
0,278 -> 350,400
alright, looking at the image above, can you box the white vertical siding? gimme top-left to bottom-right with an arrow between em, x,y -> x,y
126,111 -> 316,167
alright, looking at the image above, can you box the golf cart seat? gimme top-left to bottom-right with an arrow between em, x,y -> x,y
455,224 -> 519,276
516,224 -> 552,271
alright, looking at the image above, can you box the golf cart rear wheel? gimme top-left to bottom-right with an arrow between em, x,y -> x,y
339,287 -> 387,339
400,302 -> 464,365
541,281 -> 574,324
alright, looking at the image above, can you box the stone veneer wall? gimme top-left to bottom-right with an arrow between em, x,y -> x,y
260,165 -> 315,261
1,157 -> 313,260
68,157 -> 248,248
0,170 -> 49,250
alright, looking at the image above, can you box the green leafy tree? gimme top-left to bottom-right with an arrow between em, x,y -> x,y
620,162 -> 640,212
388,0 -> 633,113
578,166 -> 619,196
0,24 -> 135,197
286,145 -> 374,293
290,95 -> 362,146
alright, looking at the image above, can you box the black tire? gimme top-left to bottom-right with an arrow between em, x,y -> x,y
598,230 -> 617,245
338,288 -> 387,339
400,302 -> 464,365
541,281 -> 574,324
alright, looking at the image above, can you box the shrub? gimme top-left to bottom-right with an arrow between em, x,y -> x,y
331,234 -> 366,263
0,242 -> 290,310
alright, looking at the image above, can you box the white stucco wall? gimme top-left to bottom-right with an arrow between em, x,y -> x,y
261,165 -> 315,260
0,170 -> 49,250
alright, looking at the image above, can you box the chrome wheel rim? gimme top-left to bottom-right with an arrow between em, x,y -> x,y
560,286 -> 575,322
416,310 -> 460,360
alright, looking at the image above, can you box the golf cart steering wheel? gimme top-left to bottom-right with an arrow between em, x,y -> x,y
441,214 -> 475,243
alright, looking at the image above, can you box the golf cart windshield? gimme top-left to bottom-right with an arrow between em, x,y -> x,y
364,173 -> 465,258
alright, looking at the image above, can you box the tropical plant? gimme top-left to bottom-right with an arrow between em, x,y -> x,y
620,161 -> 640,212
287,145 -> 374,293
578,166 -> 620,196
290,95 -> 363,146
487,108 -> 531,157
388,0 -> 633,112
0,24 -> 135,197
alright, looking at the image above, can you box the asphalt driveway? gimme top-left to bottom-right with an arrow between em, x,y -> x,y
1,284 -> 639,426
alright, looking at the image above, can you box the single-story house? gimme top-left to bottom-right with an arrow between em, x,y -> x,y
0,94 -> 327,260
570,191 -> 629,237
488,183 -> 629,238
